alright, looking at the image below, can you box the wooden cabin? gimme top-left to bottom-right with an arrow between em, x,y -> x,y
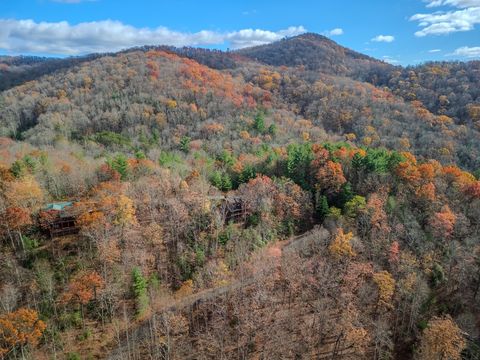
208,195 -> 248,224
40,202 -> 79,238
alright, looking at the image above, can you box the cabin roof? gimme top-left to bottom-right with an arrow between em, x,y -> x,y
44,201 -> 74,211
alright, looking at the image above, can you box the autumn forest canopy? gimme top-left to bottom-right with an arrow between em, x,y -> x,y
1,33 -> 480,359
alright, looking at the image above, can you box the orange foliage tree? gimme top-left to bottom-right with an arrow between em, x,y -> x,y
396,154 -> 421,185
77,182 -> 137,245
4,176 -> 43,209
179,58 -> 244,107
442,165 -> 476,190
201,122 -> 225,137
430,205 -> 456,239
254,68 -> 281,91
416,182 -> 436,202
0,308 -> 46,357
418,163 -> 437,181
315,160 -> 346,195
61,270 -> 104,327
61,271 -> 104,306
1,207 -> 32,249
389,241 -> 400,265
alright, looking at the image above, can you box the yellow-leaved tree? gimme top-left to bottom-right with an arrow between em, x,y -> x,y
373,271 -> 396,309
329,229 -> 356,259
417,316 -> 465,360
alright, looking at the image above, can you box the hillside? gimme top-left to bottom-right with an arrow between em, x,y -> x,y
237,33 -> 394,79
239,34 -> 480,143
0,54 -> 105,92
0,34 -> 480,359
1,43 -> 479,170
379,61 -> 480,126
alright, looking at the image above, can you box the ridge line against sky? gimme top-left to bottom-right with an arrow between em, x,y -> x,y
0,0 -> 480,64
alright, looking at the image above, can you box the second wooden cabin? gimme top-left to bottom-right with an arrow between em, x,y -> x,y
39,202 -> 79,238
209,195 -> 248,224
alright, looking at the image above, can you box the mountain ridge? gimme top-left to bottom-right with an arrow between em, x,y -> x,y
2,32 -> 479,92
236,32 -> 394,78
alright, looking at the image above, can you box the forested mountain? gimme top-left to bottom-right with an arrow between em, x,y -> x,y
237,33 -> 393,79
238,34 -> 480,133
0,55 -> 105,92
1,34 -> 480,359
381,61 -> 480,126
2,44 -> 479,170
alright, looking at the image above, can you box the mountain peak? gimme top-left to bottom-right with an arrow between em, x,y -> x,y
237,32 -> 390,76
289,32 -> 332,41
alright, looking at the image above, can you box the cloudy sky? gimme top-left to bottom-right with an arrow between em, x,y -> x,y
1,0 -> 480,64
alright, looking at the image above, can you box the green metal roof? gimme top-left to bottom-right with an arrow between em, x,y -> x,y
44,201 -> 74,211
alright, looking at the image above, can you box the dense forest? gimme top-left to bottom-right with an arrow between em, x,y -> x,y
1,33 -> 480,359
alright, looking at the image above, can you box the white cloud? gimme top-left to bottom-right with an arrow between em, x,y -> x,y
0,19 -> 306,55
226,26 -> 306,48
382,55 -> 400,64
322,28 -> 344,36
371,35 -> 395,42
429,48 -> 442,52
449,45 -> 480,57
424,0 -> 480,8
411,1 -> 480,36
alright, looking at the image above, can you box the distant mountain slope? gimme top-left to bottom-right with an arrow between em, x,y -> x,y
0,50 -> 272,148
121,46 -> 245,70
0,47 -> 246,93
238,33 -> 480,136
0,34 -> 394,92
1,44 -> 479,170
377,61 -> 480,126
0,54 -> 105,91
1,33 -> 480,170
237,33 -> 393,79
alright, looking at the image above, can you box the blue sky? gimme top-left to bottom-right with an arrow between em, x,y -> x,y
1,0 -> 480,65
